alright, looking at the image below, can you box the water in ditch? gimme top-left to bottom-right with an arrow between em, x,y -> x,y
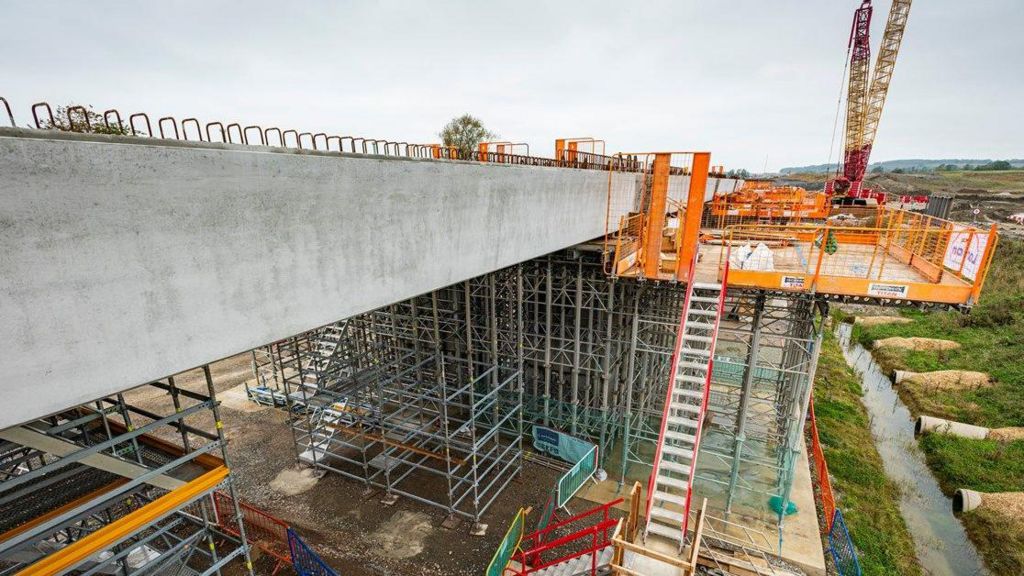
835,322 -> 988,576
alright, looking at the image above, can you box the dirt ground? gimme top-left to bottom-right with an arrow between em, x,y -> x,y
123,353 -> 564,576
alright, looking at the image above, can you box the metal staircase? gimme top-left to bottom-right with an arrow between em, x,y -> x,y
644,249 -> 728,550
527,546 -> 614,576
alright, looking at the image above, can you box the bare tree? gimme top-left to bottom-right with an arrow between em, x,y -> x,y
439,114 -> 496,158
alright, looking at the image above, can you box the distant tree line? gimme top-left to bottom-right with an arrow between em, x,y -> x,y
871,160 -> 1016,174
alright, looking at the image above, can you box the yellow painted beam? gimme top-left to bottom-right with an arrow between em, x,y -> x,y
16,466 -> 229,576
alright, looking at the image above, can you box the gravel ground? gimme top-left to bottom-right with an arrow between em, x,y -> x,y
124,352 -> 563,576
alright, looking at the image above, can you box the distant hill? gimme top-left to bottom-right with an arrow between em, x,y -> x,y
780,159 -> 1024,174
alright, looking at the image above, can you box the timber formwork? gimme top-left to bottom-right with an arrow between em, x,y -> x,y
0,374 -> 254,576
273,246 -> 823,541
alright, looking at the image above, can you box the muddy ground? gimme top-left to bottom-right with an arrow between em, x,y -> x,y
123,354 -> 565,576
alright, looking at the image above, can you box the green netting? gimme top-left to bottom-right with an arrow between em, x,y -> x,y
712,357 -> 781,385
485,508 -> 525,576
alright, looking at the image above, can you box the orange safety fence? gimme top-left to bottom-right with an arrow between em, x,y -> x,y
808,397 -> 836,533
211,491 -> 292,573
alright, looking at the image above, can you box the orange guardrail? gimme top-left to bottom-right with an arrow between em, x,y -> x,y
717,208 -> 998,305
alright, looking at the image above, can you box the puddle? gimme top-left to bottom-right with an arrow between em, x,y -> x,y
836,323 -> 987,576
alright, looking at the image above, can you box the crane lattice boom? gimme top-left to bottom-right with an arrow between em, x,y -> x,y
836,0 -> 913,199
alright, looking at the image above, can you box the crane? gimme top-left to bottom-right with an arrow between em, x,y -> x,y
828,0 -> 913,204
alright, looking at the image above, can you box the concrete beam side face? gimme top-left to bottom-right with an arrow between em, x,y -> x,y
0,133 -> 639,429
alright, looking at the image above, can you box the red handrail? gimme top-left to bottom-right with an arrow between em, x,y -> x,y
519,498 -> 623,548
513,515 -> 619,575
682,244 -> 730,533
645,245 -> 700,531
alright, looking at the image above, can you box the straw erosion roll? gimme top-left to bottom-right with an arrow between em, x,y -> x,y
891,370 -> 991,390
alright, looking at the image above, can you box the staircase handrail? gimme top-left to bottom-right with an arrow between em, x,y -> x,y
644,243 -> 700,531
681,244 -> 731,532
519,497 -> 623,549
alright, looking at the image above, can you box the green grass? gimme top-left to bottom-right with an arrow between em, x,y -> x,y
853,239 -> 1024,428
851,238 -> 1024,575
919,434 -> 1024,495
814,327 -> 921,576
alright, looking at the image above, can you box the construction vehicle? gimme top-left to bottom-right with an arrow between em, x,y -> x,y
827,0 -> 913,205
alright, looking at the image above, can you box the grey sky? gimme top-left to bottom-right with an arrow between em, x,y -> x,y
3,1 -> 1020,171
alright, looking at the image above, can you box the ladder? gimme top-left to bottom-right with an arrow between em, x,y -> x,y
644,249 -> 728,549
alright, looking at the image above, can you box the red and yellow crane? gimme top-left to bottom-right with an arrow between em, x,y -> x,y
829,0 -> 913,204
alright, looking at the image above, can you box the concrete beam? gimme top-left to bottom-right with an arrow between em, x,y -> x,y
2,129 -> 654,429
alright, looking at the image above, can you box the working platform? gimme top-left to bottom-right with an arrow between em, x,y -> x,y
608,170 -> 997,307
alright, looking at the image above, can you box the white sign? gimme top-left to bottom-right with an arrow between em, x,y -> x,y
942,225 -> 989,281
868,283 -> 909,299
781,276 -> 806,289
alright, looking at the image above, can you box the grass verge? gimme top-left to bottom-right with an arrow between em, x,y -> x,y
813,327 -> 920,575
850,238 -> 1024,574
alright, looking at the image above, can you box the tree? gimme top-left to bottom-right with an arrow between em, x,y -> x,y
870,165 -> 884,173
439,114 -> 495,158
41,104 -> 134,135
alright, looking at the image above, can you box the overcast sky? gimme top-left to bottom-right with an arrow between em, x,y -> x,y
4,1 -> 1021,171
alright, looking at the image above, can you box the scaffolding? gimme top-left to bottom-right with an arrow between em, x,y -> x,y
0,373 -> 254,576
269,246 -> 820,542
697,291 -> 822,538
280,278 -> 525,526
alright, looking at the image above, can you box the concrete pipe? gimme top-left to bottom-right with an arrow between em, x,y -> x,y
891,370 -> 916,384
953,489 -> 983,513
915,415 -> 990,439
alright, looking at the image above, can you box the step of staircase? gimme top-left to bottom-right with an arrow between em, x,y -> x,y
669,401 -> 700,414
654,490 -> 688,507
664,429 -> 696,443
660,460 -> 692,475
531,545 -> 614,576
690,296 -> 719,304
656,475 -> 688,490
661,444 -> 694,459
646,262 -> 725,549
646,520 -> 683,540
650,506 -> 686,524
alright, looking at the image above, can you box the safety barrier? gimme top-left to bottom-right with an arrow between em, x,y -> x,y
212,491 -> 291,572
288,528 -> 340,576
535,488 -> 558,534
828,510 -> 861,576
808,399 -> 836,532
556,445 -> 599,509
510,499 -> 621,576
809,398 -> 862,576
485,507 -> 526,576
